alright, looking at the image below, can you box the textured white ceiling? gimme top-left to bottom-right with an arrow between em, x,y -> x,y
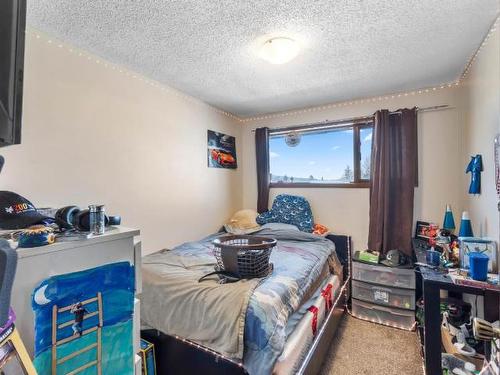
27,1 -> 499,117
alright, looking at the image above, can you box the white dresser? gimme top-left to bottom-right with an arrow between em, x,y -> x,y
10,226 -> 141,364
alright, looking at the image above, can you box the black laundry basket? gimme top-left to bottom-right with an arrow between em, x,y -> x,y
212,235 -> 276,279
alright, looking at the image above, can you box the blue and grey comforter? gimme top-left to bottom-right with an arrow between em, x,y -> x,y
142,227 -> 336,374
242,228 -> 335,374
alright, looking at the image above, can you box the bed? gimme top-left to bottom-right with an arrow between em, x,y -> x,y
140,225 -> 351,375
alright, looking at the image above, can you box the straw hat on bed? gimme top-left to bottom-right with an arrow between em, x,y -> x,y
224,209 -> 261,235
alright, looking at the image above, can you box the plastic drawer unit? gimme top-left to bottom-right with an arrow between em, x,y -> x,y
352,280 -> 415,310
352,298 -> 415,330
352,261 -> 415,289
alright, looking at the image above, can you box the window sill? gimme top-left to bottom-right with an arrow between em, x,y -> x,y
270,182 -> 370,189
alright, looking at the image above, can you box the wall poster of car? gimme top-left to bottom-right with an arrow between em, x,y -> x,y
207,130 -> 237,169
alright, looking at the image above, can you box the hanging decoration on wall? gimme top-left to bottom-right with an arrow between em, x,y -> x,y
285,131 -> 301,147
207,130 -> 237,169
466,154 -> 483,195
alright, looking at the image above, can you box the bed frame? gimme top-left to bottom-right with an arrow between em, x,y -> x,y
141,234 -> 352,375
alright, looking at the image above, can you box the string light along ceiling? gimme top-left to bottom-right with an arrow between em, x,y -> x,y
27,12 -> 498,125
26,0 -> 499,117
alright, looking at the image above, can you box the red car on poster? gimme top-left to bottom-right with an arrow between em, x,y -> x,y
207,130 -> 237,169
211,148 -> 236,167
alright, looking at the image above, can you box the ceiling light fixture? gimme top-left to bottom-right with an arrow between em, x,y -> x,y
259,37 -> 300,65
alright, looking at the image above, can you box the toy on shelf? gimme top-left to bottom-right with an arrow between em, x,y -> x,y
437,230 -> 461,268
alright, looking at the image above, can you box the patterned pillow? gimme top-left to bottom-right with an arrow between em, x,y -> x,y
256,194 -> 314,232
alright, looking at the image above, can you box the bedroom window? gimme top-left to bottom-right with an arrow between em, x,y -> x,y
269,122 -> 373,188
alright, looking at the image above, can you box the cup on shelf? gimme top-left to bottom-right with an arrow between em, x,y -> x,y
89,205 -> 106,235
426,248 -> 441,267
468,252 -> 489,281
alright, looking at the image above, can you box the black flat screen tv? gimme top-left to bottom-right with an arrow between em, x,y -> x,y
0,0 -> 26,147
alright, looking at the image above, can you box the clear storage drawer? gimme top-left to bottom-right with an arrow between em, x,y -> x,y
352,280 -> 415,310
352,261 -> 415,289
352,298 -> 415,330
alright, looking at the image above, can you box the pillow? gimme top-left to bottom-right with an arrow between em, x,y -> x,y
256,194 -> 314,232
224,209 -> 261,234
260,223 -> 299,231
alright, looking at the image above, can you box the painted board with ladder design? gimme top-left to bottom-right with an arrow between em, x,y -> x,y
31,261 -> 136,375
51,293 -> 103,375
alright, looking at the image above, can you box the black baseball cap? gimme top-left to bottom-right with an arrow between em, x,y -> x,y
0,191 -> 48,230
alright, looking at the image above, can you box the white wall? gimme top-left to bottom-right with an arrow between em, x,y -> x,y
241,88 -> 465,252
6,28 -> 495,257
461,26 -> 500,241
0,32 -> 242,255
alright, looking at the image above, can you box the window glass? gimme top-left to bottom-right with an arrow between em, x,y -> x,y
269,128 -> 355,184
360,126 -> 373,180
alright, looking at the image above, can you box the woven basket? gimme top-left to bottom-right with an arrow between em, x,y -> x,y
212,235 -> 276,279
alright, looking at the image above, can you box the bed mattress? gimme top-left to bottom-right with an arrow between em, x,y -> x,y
273,274 -> 341,375
141,227 -> 341,375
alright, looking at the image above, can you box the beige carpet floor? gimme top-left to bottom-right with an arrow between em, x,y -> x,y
320,315 -> 423,375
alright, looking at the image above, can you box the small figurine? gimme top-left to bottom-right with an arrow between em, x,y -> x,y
466,155 -> 483,195
70,302 -> 88,336
425,224 -> 440,247
450,239 -> 461,266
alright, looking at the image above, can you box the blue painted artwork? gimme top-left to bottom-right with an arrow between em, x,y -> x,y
31,262 -> 135,375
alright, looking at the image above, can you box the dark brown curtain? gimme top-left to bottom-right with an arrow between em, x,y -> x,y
368,108 -> 418,256
255,127 -> 270,213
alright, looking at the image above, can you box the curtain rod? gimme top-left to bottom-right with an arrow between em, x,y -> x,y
250,104 -> 452,134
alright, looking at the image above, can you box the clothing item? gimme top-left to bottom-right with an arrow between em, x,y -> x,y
224,209 -> 261,234
368,108 -> 418,256
257,194 -> 314,232
0,191 -> 47,230
466,155 -> 483,194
